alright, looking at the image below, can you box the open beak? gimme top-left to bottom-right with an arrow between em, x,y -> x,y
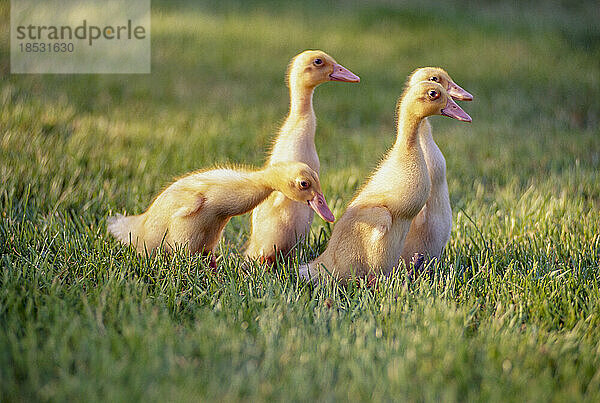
329,63 -> 360,83
441,97 -> 472,122
447,82 -> 473,101
308,193 -> 335,222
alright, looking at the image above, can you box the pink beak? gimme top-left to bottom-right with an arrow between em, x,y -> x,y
447,82 -> 473,101
329,63 -> 360,83
308,193 -> 335,222
441,97 -> 472,122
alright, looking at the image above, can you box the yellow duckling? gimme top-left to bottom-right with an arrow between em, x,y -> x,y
245,50 -> 360,264
300,81 -> 471,284
108,162 -> 335,261
401,67 -> 473,266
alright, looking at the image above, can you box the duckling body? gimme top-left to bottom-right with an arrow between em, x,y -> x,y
400,119 -> 452,263
307,142 -> 431,282
300,81 -> 471,284
108,162 -> 334,256
245,50 -> 359,263
247,104 -> 318,260
400,68 -> 473,264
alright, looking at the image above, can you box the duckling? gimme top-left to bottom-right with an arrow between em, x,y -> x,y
108,162 -> 335,259
400,68 -> 473,267
245,50 -> 360,264
299,81 -> 471,284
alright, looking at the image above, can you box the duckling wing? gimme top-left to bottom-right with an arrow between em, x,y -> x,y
323,206 -> 393,279
356,206 -> 393,245
171,190 -> 206,218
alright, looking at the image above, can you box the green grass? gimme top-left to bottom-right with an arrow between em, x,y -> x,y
1,0 -> 600,401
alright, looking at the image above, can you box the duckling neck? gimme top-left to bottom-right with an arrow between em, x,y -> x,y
393,107 -> 425,153
289,81 -> 315,118
217,171 -> 275,216
257,165 -> 289,192
268,82 -> 318,167
418,119 -> 447,186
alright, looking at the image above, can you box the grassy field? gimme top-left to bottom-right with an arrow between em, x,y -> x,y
1,0 -> 600,401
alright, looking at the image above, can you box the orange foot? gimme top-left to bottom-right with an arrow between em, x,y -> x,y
259,255 -> 276,266
354,271 -> 380,290
258,254 -> 277,272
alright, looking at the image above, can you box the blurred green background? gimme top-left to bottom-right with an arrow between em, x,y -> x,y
1,0 -> 599,401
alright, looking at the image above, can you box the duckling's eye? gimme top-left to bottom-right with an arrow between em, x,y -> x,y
299,180 -> 310,189
429,76 -> 439,82
428,90 -> 440,99
313,58 -> 323,66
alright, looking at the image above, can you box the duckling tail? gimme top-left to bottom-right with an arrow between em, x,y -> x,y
107,213 -> 143,245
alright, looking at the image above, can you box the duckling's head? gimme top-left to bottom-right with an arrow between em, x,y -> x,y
408,67 -> 473,101
287,50 -> 360,89
399,81 -> 472,122
270,162 -> 335,222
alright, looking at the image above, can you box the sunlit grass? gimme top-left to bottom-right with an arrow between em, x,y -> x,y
1,0 -> 599,401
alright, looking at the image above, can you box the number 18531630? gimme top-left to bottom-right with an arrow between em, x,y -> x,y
19,42 -> 74,52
